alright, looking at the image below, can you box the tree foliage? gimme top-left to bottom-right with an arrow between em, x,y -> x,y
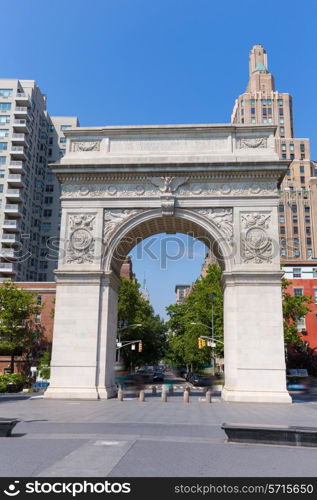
0,281 -> 43,373
282,277 -> 312,347
117,278 -> 167,368
165,264 -> 223,369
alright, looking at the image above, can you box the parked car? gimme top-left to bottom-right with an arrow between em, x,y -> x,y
152,371 -> 164,383
191,373 -> 213,387
286,377 -> 309,392
185,372 -> 194,382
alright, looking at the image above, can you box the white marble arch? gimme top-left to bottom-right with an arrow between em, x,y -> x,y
44,123 -> 291,403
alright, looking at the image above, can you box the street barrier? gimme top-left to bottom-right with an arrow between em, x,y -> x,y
206,390 -> 212,403
139,390 -> 145,402
183,389 -> 190,403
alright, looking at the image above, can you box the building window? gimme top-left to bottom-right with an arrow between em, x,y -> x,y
307,249 -> 313,258
301,154 -> 305,160
42,223 -> 51,232
43,209 -> 52,217
304,206 -> 310,213
262,108 -> 267,115
59,149 -> 66,156
306,227 -> 311,235
45,185 -> 54,192
36,295 -> 42,305
292,216 -> 298,223
301,176 -> 305,184
251,117 -> 256,123
278,99 -> 283,105
267,99 -> 272,105
281,248 -> 286,257
0,89 -> 13,97
305,216 -> 310,224
0,103 -> 11,112
0,129 -> 9,138
280,127 -> 285,133
251,108 -> 255,115
286,168 -> 291,176
279,205 -> 284,212
300,165 -> 305,173
293,268 -> 301,278
282,153 -> 287,159
291,204 -> 297,213
279,108 -> 284,116
241,100 -> 244,106
314,289 -> 317,303
60,125 -> 71,130
0,157 -> 5,165
280,226 -> 285,234
290,154 -> 295,160
293,238 -> 299,246
279,118 -> 284,124
0,115 -> 10,124
313,269 -> 317,278
307,238 -> 312,245
0,142 -> 7,151
293,226 -> 298,234
289,144 -> 294,151
281,144 -> 286,152
294,288 -> 303,296
279,216 -> 285,223
280,237 -> 286,245
296,317 -> 306,331
34,313 -> 41,324
59,137 -> 67,143
300,144 -> 305,152
250,99 -> 255,105
44,196 -> 53,204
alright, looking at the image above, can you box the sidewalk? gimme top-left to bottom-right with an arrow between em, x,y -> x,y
0,393 -> 317,477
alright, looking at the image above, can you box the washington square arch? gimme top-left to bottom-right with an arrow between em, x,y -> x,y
44,123 -> 292,404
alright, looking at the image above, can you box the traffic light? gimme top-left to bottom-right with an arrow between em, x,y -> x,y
198,338 -> 206,349
138,341 -> 143,353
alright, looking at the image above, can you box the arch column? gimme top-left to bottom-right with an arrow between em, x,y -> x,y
221,271 -> 291,403
44,270 -> 119,400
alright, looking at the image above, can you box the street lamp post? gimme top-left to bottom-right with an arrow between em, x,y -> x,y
117,322 -> 142,363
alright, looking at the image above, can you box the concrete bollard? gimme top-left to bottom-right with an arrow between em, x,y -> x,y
139,390 -> 145,402
161,389 -> 167,402
117,389 -> 124,401
185,385 -> 191,394
183,389 -> 190,403
206,390 -> 212,403
168,385 -> 174,395
152,386 -> 157,395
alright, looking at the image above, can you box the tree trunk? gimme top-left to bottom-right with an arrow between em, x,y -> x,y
10,352 -> 15,374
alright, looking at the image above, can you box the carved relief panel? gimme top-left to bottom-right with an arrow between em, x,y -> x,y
65,214 -> 96,264
240,212 -> 273,264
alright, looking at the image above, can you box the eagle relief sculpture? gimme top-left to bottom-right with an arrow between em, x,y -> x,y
149,176 -> 189,193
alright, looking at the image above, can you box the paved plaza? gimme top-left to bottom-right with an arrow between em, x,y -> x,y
0,391 -> 317,477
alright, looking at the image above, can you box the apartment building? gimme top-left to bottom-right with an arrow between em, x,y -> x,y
0,79 -> 78,281
232,45 -> 316,262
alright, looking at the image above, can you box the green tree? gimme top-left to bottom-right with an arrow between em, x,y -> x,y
166,264 -> 223,370
117,278 -> 167,369
0,282 -> 43,373
282,277 -> 312,347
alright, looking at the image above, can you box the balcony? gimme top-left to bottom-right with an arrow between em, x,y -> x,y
8,161 -> 25,174
4,204 -> 22,217
2,220 -> 21,232
13,119 -> 30,134
14,106 -> 30,118
5,189 -> 24,202
0,249 -> 17,260
7,174 -> 25,187
9,146 -> 27,160
1,234 -> 19,245
11,133 -> 30,147
0,263 -> 17,276
15,93 -> 31,107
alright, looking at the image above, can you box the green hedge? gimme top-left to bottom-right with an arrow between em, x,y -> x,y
0,374 -> 27,393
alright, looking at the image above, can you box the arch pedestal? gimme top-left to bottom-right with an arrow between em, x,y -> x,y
44,123 -> 291,403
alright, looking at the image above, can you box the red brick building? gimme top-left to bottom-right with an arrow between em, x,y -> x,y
283,263 -> 317,349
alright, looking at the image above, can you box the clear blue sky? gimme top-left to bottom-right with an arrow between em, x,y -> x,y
2,0 -> 317,318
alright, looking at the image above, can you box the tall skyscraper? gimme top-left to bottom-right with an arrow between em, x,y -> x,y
0,79 -> 79,281
232,45 -> 316,262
